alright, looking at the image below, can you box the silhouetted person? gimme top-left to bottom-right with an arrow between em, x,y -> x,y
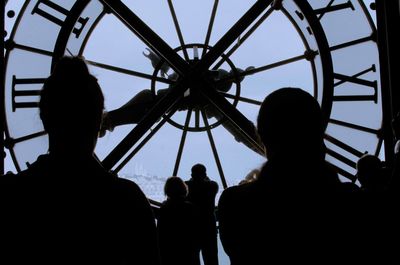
390,111 -> 400,192
158,176 -> 200,265
0,57 -> 160,265
356,154 -> 388,192
217,87 -> 395,264
185,164 -> 219,265
355,153 -> 397,263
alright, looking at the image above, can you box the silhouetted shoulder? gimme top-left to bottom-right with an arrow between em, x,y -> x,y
114,177 -> 147,197
0,172 -> 20,196
340,182 -> 360,193
218,185 -> 234,208
218,181 -> 259,221
209,179 -> 219,192
219,182 -> 249,202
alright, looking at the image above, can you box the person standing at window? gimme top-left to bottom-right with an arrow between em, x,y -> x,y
158,176 -> 200,265
185,164 -> 219,265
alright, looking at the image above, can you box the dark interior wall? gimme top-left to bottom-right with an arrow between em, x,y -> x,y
1,1 -> 5,174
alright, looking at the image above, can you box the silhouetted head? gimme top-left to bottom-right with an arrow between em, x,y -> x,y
39,56 -> 104,155
191,163 -> 207,180
356,154 -> 385,191
257,88 -> 325,160
164,176 -> 188,200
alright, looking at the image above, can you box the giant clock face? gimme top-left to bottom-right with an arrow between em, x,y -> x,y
4,0 -> 381,203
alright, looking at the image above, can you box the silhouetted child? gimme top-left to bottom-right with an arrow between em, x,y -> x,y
158,176 -> 200,265
185,164 -> 219,265
356,154 -> 388,192
0,56 -> 160,265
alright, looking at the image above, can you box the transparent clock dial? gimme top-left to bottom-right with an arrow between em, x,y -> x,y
4,0 -> 382,203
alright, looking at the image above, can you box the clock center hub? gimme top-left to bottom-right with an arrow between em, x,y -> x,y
148,43 -> 248,131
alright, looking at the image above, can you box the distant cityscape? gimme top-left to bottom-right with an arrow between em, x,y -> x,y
120,169 -> 226,203
120,173 -> 167,202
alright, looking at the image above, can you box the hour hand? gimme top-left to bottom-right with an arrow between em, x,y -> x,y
99,89 -> 157,137
206,66 -> 255,117
204,105 -> 263,155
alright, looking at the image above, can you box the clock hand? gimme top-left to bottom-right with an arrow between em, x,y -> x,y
199,82 -> 265,156
100,39 -> 253,136
102,84 -> 185,169
99,89 -> 171,138
99,90 -> 157,138
204,66 -> 256,119
99,64 -> 255,138
99,50 -> 178,138
211,66 -> 256,93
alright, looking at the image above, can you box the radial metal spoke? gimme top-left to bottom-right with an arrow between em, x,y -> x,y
201,109 -> 227,189
213,6 -> 274,70
329,35 -> 374,52
237,53 -> 309,76
6,41 -> 53,57
317,0 -> 334,20
195,109 -> 200,130
86,59 -> 174,84
113,104 -> 179,173
374,137 -> 384,157
329,118 -> 380,135
325,134 -> 364,158
220,92 -> 262,106
326,161 -> 356,182
216,53 -> 310,84
172,109 -> 192,176
5,131 -> 47,147
196,0 -> 273,71
202,0 -> 219,58
326,148 -> 357,169
167,0 -> 190,61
